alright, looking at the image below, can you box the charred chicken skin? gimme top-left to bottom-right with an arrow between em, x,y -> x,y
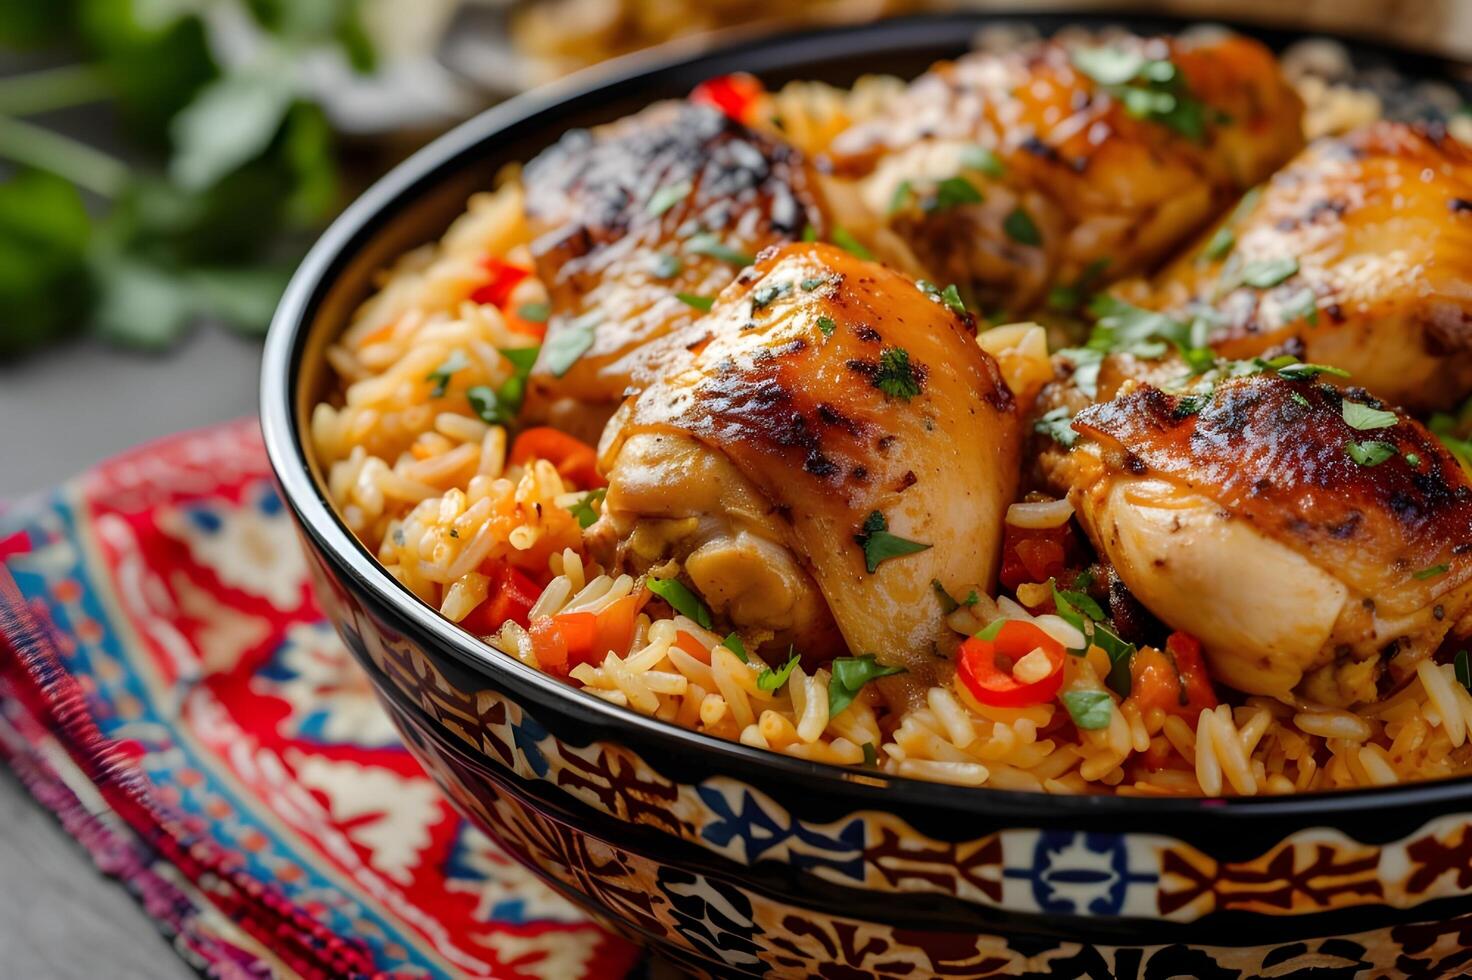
1060,371 -> 1472,707
523,101 -> 828,440
826,31 -> 1304,312
589,243 -> 1021,675
1124,121 -> 1472,412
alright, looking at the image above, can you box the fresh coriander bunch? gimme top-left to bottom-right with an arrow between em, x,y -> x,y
0,0 -> 378,356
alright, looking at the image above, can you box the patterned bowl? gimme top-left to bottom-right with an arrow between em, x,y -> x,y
262,14 -> 1472,978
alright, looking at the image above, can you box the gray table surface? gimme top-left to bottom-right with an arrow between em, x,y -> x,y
0,326 -> 260,979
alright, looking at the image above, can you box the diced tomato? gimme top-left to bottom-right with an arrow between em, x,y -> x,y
459,561 -> 542,635
690,73 -> 764,123
469,257 -> 529,308
956,620 -> 1066,708
999,520 -> 1084,591
1127,631 -> 1218,720
530,616 -> 570,676
531,591 -> 647,675
509,426 -> 604,489
674,630 -> 713,665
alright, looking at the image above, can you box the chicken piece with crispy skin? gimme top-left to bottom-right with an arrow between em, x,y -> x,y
522,101 -> 829,441
1059,371 -> 1472,707
826,31 -> 1303,312
1122,121 -> 1472,412
588,243 -> 1021,677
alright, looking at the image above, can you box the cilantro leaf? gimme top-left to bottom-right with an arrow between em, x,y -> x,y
961,144 -> 1006,178
542,311 -> 599,377
1033,406 -> 1079,448
646,577 -> 713,629
722,632 -> 749,663
854,510 -> 931,573
757,648 -> 801,692
647,179 -> 691,216
1003,206 -> 1041,246
1240,256 -> 1299,289
888,180 -> 914,215
925,176 -> 983,213
1072,47 -> 1214,141
1275,361 -> 1350,381
676,292 -> 714,311
1413,563 -> 1450,581
751,280 -> 791,312
426,349 -> 469,397
862,741 -> 879,766
1061,690 -> 1113,730
1277,286 -> 1318,326
1342,400 -> 1398,432
817,315 -> 836,337
827,653 -> 906,717
652,253 -> 683,278
1346,440 -> 1396,467
686,232 -> 754,267
566,488 -> 606,529
873,347 -> 922,400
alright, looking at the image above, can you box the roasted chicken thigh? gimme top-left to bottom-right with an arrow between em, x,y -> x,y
827,31 -> 1304,312
1060,371 -> 1472,707
589,243 -> 1021,674
1124,121 -> 1472,412
522,101 -> 828,439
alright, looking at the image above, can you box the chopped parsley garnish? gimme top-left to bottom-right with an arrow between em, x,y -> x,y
1275,361 -> 1350,381
542,311 -> 600,377
1033,406 -> 1079,448
1289,391 -> 1311,410
1003,206 -> 1042,246
1342,400 -> 1398,432
1053,584 -> 1134,696
652,253 -> 683,279
1061,690 -> 1114,730
756,648 -> 801,692
817,315 -> 836,336
426,350 -> 470,397
962,144 -> 1006,178
862,742 -> 879,766
1085,294 -> 1213,369
873,347 -> 922,400
1072,46 -> 1214,141
854,510 -> 931,573
722,632 -> 749,663
917,279 -> 967,314
1241,256 -> 1299,289
517,301 -> 551,323
827,653 -> 906,716
1278,286 -> 1319,326
1429,400 -> 1472,472
676,292 -> 715,312
686,233 -> 754,267
647,179 -> 692,216
646,577 -> 713,629
925,176 -> 983,213
751,280 -> 791,312
1457,650 -> 1472,693
566,488 -> 607,529
831,226 -> 873,260
1405,452 -> 1422,467
932,579 -> 980,614
888,180 -> 915,215
1198,187 -> 1261,263
1414,563 -> 1450,581
800,276 -> 830,291
1346,440 -> 1396,467
468,345 -> 539,422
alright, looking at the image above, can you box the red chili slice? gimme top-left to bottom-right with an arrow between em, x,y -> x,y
469,257 -> 529,308
690,73 -> 764,123
956,620 -> 1066,707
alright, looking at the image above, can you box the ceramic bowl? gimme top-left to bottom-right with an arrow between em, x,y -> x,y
261,14 -> 1472,977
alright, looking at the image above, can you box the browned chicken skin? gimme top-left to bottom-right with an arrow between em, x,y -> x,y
523,101 -> 828,440
590,243 -> 1021,674
1061,371 -> 1472,706
827,31 -> 1304,312
1123,121 -> 1472,412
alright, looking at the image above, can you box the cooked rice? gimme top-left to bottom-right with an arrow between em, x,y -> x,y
309,37 -> 1472,796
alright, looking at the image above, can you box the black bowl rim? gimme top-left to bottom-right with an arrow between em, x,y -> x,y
262,10 -> 1472,826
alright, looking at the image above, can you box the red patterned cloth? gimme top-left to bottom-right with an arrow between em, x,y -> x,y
0,421 -> 643,979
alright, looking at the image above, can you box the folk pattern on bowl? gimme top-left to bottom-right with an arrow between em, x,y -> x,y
305,549 -> 1472,952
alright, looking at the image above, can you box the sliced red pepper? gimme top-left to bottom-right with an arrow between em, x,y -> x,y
1128,631 -> 1217,720
509,426 -> 604,489
534,591 -> 647,674
956,620 -> 1066,708
529,616 -> 570,676
459,561 -> 543,635
690,73 -> 764,123
469,257 -> 529,308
